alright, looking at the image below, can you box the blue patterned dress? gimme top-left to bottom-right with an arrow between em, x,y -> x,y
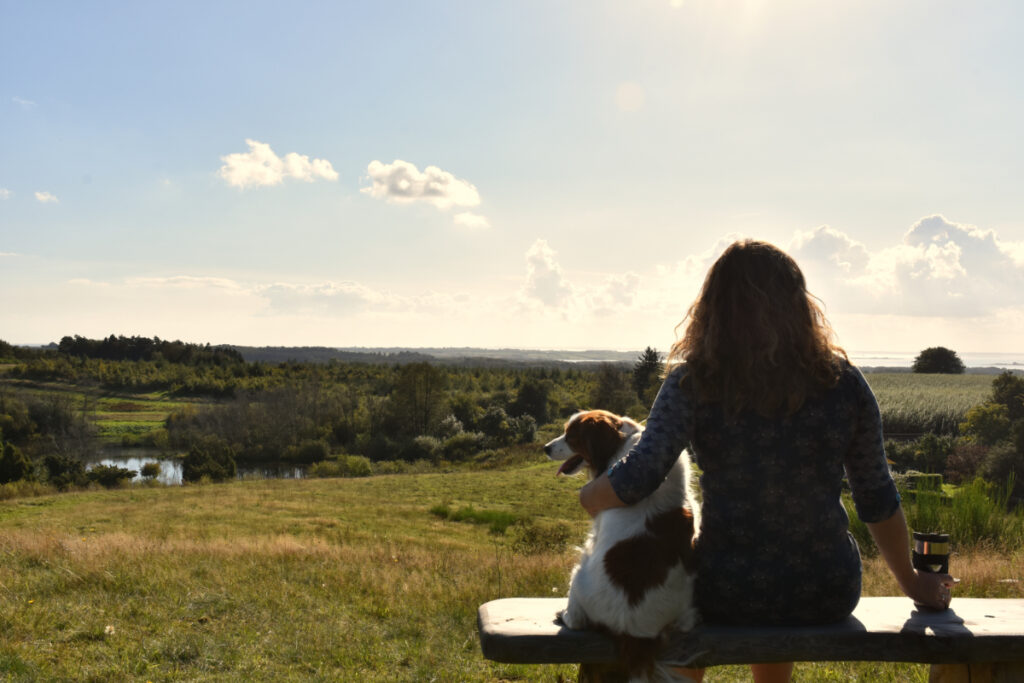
606,361 -> 900,626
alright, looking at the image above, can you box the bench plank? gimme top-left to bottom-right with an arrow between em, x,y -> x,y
478,597 -> 1024,667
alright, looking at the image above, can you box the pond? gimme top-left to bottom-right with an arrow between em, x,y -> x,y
87,448 -> 307,486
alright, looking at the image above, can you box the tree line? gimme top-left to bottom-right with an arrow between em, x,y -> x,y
1,336 -> 663,486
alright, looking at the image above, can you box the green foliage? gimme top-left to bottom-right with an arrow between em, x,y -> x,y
980,444 -> 1023,498
632,346 -> 664,406
86,464 -> 137,488
182,435 -> 237,483
912,346 -> 965,374
886,434 -> 954,473
960,402 -> 1011,445
429,503 -> 519,533
42,454 -> 86,490
307,455 -> 373,478
945,440 -> 989,484
991,371 -> 1024,422
442,431 -> 485,462
389,362 -> 447,436
508,376 -> 552,424
0,437 -> 32,484
57,334 -> 244,365
140,462 -> 161,479
284,438 -> 330,464
590,362 -> 635,415
874,477 -> 1024,552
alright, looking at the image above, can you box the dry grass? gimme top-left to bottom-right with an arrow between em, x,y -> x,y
1,468 -> 1021,681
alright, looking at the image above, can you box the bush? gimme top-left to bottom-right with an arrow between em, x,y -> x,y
912,347 -> 965,374
945,440 -> 988,484
308,454 -> 373,478
991,371 -> 1024,422
0,438 -> 32,484
285,438 -> 330,464
960,402 -> 1011,445
399,435 -> 442,463
140,462 -> 161,479
183,435 -> 237,483
980,443 -> 1023,498
43,454 -> 86,490
442,431 -> 485,462
86,464 -> 137,488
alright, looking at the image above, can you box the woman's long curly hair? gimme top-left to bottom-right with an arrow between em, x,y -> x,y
667,240 -> 847,416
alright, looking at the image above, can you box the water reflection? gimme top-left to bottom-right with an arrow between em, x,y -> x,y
88,449 -> 306,486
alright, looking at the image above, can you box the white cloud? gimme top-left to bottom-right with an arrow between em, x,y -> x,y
0,188 -> 11,200
218,139 -> 339,189
125,276 -> 249,293
1,251 -> 19,257
520,239 -> 574,309
34,191 -> 58,203
788,215 -> 1024,318
362,159 -> 481,210
13,96 -> 36,110
453,212 -> 490,230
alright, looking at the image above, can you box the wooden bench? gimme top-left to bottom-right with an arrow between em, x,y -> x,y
478,597 -> 1024,681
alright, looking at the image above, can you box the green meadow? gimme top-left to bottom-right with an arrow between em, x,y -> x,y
2,464 -> 1022,682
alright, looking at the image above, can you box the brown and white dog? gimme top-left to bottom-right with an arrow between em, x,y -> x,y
545,410 -> 699,682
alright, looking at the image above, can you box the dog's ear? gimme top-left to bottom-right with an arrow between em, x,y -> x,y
582,413 -> 624,474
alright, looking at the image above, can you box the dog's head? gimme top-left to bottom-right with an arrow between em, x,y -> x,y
544,409 -> 641,478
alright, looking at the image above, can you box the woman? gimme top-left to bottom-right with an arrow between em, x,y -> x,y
579,240 -> 954,683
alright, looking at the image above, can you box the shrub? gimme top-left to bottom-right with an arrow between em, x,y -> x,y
307,455 -> 373,478
43,454 -> 87,490
0,438 -> 32,484
442,431 -> 485,462
912,347 -> 965,374
399,435 -> 442,463
479,406 -> 515,448
183,435 -> 237,483
960,402 -> 1011,445
510,414 -> 538,444
86,464 -> 137,488
980,443 -> 1023,498
945,440 -> 988,484
991,371 -> 1024,422
285,438 -> 330,464
140,462 -> 161,479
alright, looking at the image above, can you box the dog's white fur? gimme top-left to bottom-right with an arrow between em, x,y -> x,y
546,410 -> 699,681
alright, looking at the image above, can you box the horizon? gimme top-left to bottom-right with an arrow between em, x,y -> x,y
3,2 -> 1024,352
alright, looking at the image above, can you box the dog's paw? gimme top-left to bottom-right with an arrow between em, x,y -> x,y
557,606 -> 587,630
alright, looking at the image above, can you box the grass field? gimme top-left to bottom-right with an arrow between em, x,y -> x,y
2,463 -> 1022,682
863,372 -> 994,435
0,378 -> 197,445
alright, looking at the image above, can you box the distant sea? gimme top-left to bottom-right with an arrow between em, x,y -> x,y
850,351 -> 1024,371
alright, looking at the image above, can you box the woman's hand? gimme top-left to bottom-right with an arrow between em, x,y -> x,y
900,569 -> 957,610
578,474 -> 627,518
866,507 -> 957,610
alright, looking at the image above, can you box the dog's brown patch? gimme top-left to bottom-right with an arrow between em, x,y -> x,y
564,411 -> 625,477
603,507 -> 697,607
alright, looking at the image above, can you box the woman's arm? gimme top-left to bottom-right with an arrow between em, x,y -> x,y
579,473 -> 626,517
866,506 -> 955,610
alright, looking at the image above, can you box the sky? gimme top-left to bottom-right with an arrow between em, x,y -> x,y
2,0 -> 1023,353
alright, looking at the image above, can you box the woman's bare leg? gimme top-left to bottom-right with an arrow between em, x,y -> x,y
751,662 -> 794,683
